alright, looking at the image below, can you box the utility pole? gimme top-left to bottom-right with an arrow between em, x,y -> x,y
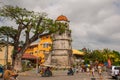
36,55 -> 39,73
5,36 -> 9,69
36,35 -> 40,74
4,35 -> 9,69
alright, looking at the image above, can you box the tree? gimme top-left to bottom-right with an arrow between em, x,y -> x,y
0,5 -> 66,71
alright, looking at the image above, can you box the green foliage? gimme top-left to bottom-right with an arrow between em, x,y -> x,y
83,48 -> 120,65
84,59 -> 90,64
0,26 -> 17,40
112,61 -> 120,66
22,62 -> 32,72
0,5 -> 66,50
0,5 -> 35,23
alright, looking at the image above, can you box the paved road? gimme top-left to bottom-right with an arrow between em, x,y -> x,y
0,70 -> 115,80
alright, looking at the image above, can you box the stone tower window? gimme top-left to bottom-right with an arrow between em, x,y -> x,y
68,33 -> 71,37
59,32 -> 62,35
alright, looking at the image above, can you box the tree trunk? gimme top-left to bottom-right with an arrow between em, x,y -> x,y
13,54 -> 22,71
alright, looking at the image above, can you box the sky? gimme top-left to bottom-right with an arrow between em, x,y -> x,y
0,0 -> 120,51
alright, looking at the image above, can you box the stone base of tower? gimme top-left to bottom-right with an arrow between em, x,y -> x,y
48,49 -> 73,68
42,53 -> 73,69
51,56 -> 71,67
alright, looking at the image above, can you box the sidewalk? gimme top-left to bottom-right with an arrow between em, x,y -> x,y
18,69 -> 67,77
18,69 -> 111,80
18,68 -> 40,76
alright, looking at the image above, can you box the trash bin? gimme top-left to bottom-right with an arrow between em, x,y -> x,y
91,78 -> 96,80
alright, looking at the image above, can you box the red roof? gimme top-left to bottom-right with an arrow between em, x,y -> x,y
22,54 -> 37,59
56,15 -> 69,21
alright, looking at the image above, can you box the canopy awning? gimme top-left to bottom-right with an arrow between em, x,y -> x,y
22,53 -> 37,59
72,49 -> 84,55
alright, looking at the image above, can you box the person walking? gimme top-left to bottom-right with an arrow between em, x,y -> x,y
90,67 -> 95,77
98,66 -> 103,80
98,66 -> 102,76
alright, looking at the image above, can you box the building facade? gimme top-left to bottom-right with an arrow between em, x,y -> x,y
0,45 -> 13,66
24,34 -> 52,63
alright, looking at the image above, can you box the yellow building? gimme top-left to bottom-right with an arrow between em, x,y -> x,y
25,43 -> 38,55
0,44 -> 13,66
72,49 -> 84,56
24,34 -> 52,64
38,34 -> 52,62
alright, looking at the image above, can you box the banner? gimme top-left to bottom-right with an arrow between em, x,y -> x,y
107,58 -> 111,68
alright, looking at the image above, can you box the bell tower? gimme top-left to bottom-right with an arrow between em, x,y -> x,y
51,15 -> 73,67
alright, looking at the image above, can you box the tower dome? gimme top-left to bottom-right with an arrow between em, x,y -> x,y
56,15 -> 69,22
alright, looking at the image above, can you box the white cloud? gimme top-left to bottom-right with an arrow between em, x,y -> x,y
1,0 -> 120,51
